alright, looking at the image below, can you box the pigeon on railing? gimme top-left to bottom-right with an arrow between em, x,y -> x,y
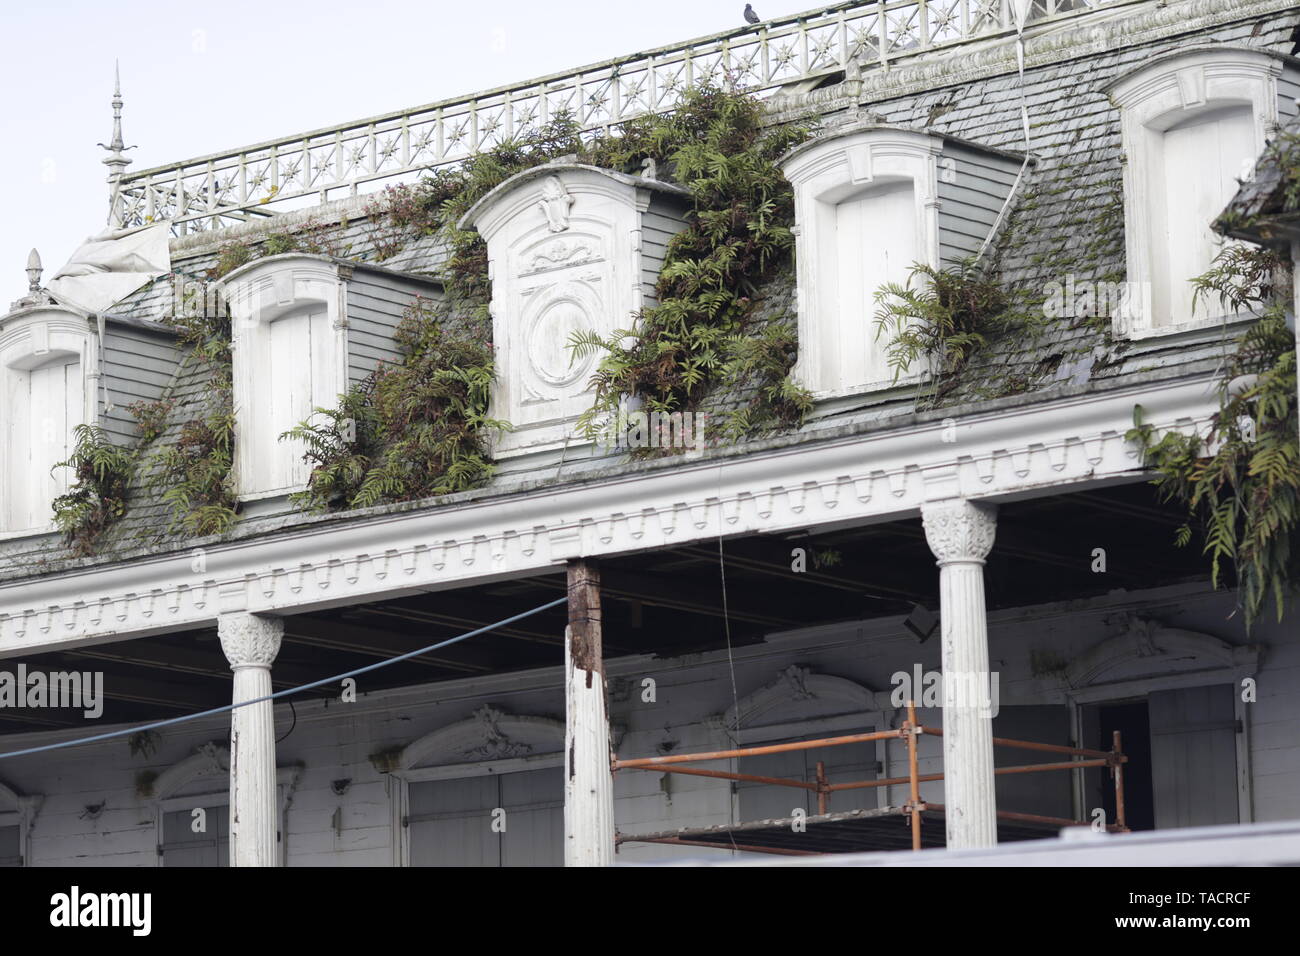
744,4 -> 760,24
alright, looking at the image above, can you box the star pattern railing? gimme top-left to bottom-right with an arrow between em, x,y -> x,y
114,0 -> 1125,234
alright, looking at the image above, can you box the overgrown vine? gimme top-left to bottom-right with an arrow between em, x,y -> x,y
207,215 -> 351,281
281,114 -> 586,511
143,286 -> 240,536
292,84 -> 813,511
285,297 -> 504,511
51,425 -> 135,556
1126,244 -> 1298,628
569,84 -> 814,448
872,257 -> 1047,405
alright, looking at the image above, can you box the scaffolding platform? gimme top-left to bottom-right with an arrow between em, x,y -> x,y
617,805 -> 1068,855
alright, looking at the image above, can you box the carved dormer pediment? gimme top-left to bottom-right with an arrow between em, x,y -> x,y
459,164 -> 690,459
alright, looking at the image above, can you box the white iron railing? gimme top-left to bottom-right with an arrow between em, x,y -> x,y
115,0 -> 1126,234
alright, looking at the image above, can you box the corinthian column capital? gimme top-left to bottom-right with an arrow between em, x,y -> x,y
218,612 -> 283,669
922,498 -> 998,565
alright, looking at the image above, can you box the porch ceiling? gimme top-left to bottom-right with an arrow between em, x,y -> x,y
0,482 -> 1211,736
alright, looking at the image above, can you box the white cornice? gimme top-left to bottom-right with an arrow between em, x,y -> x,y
0,374 -> 1220,656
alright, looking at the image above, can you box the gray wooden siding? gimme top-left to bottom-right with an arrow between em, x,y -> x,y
639,194 -> 689,309
937,142 -> 1024,268
1277,70 -> 1300,122
345,271 -> 443,387
99,322 -> 182,447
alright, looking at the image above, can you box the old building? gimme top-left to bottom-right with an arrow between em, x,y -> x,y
0,0 -> 1297,867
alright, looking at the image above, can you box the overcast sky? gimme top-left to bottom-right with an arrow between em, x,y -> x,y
0,0 -> 782,302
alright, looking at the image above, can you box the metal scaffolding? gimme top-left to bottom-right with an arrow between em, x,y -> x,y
613,702 -> 1129,855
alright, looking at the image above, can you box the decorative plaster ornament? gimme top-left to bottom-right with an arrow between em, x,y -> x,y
537,176 -> 574,232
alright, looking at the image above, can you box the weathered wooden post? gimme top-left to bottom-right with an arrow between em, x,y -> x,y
564,559 -> 615,866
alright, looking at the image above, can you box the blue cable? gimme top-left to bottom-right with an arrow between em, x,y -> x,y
0,595 -> 568,760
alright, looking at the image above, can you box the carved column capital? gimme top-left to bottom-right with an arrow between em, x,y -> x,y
922,498 -> 997,565
218,612 -> 283,669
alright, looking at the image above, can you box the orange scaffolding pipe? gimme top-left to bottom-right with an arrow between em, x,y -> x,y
613,700 -> 1129,853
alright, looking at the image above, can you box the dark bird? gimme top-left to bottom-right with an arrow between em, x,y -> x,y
744,4 -> 760,24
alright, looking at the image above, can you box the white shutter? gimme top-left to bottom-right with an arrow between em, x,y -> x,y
407,766 -> 564,867
4,355 -> 81,532
835,180 -> 920,389
3,363 -> 32,530
1149,685 -> 1239,829
499,767 -> 564,867
1160,106 -> 1255,326
407,775 -> 501,866
259,307 -> 327,493
160,803 -> 230,867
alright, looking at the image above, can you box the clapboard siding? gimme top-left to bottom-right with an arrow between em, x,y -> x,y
1247,634 -> 1300,822
99,322 -> 182,446
640,195 -> 690,309
2,585 -> 1296,866
344,270 -> 443,386
937,142 -> 1025,268
1278,74 -> 1300,122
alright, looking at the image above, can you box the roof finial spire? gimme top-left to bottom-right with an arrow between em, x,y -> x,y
109,61 -> 125,152
11,248 -> 50,310
25,249 -> 42,294
99,61 -> 136,227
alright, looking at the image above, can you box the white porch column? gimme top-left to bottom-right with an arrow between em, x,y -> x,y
218,611 -> 283,867
564,559 -> 615,866
921,498 -> 999,849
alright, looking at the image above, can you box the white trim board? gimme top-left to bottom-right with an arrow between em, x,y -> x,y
0,375 -> 1221,656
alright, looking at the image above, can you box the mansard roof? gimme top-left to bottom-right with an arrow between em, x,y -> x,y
1,0 -> 1295,583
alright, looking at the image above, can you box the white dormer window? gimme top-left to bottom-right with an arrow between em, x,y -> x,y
780,125 -> 943,398
221,255 -> 349,501
1108,47 -> 1298,337
0,308 -> 95,536
459,164 -> 689,459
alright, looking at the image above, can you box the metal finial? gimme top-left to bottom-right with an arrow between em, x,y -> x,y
25,249 -> 41,293
98,60 -> 135,175
109,61 -> 124,151
98,61 -> 136,229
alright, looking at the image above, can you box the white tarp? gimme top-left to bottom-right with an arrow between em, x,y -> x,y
46,223 -> 170,314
